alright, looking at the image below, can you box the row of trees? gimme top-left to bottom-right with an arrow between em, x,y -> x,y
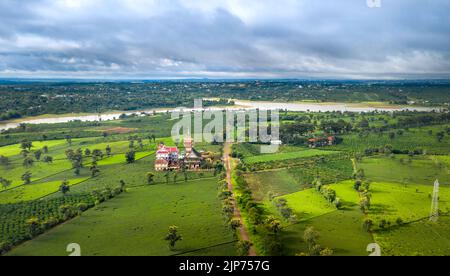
312,178 -> 341,209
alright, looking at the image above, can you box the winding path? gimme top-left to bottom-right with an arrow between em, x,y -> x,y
223,142 -> 257,256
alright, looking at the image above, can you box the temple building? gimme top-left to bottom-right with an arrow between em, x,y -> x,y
181,136 -> 202,171
154,136 -> 203,171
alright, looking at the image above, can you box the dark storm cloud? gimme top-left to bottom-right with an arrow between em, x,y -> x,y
0,0 -> 449,79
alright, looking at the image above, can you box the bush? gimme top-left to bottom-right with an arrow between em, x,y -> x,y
76,203 -> 89,212
236,240 -> 252,256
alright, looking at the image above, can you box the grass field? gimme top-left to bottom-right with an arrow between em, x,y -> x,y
368,182 -> 450,225
7,178 -> 236,256
278,181 -> 373,256
281,208 -> 373,256
279,189 -> 337,222
245,170 -> 304,201
244,149 -> 337,164
0,135 -> 212,204
332,124 -> 450,154
287,157 -> 353,186
0,177 -> 89,203
374,217 -> 450,256
359,155 -> 450,186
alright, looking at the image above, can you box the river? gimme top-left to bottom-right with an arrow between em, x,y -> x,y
0,101 -> 440,132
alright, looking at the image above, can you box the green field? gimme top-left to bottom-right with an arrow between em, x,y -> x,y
279,189 -> 337,222
368,182 -> 450,225
332,124 -> 450,154
281,208 -> 373,256
0,177 -> 89,203
359,155 -> 450,186
244,149 -> 337,164
245,170 -> 304,201
277,181 -> 373,256
374,217 -> 450,256
7,178 -> 236,256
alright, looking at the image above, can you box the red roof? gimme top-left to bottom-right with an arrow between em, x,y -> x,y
166,147 -> 179,153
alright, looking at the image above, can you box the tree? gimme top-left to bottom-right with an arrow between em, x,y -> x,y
0,155 -> 10,167
43,156 -> 53,163
106,145 -> 112,156
60,180 -> 70,195
65,149 -> 75,160
65,135 -> 72,146
26,217 -> 41,237
20,140 -> 33,151
84,148 -> 91,156
265,216 -> 282,234
165,226 -> 182,250
23,156 -> 34,168
358,118 -> 370,129
236,240 -> 252,256
359,196 -> 371,212
42,146 -> 49,154
34,149 -> 42,161
0,177 -> 12,190
363,219 -> 373,232
437,131 -> 445,143
229,218 -> 242,231
303,227 -> 319,252
126,150 -> 136,164
320,248 -> 334,256
20,149 -> 29,158
354,179 -> 362,191
92,149 -> 104,159
90,165 -> 100,177
146,172 -> 155,185
119,180 -> 126,191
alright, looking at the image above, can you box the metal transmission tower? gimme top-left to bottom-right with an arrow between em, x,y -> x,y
430,180 -> 440,222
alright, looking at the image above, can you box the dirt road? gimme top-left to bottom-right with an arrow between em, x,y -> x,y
223,142 -> 257,256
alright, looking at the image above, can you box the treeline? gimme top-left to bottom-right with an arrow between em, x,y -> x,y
396,113 -> 450,128
233,169 -> 284,256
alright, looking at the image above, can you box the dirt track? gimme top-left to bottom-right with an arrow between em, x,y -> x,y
223,142 -> 257,256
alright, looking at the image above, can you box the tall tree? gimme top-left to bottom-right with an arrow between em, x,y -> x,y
165,226 -> 182,250
23,156 -> 34,168
0,177 -> 12,190
126,150 -> 136,164
303,227 -> 319,253
21,172 -> 32,185
146,172 -> 155,185
34,149 -> 42,161
90,165 -> 100,177
60,180 -> 70,195
20,140 -> 33,151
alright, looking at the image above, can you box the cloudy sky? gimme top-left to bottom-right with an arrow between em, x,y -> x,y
0,0 -> 449,79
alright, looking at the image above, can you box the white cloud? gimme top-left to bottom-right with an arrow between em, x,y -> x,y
0,0 -> 449,79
